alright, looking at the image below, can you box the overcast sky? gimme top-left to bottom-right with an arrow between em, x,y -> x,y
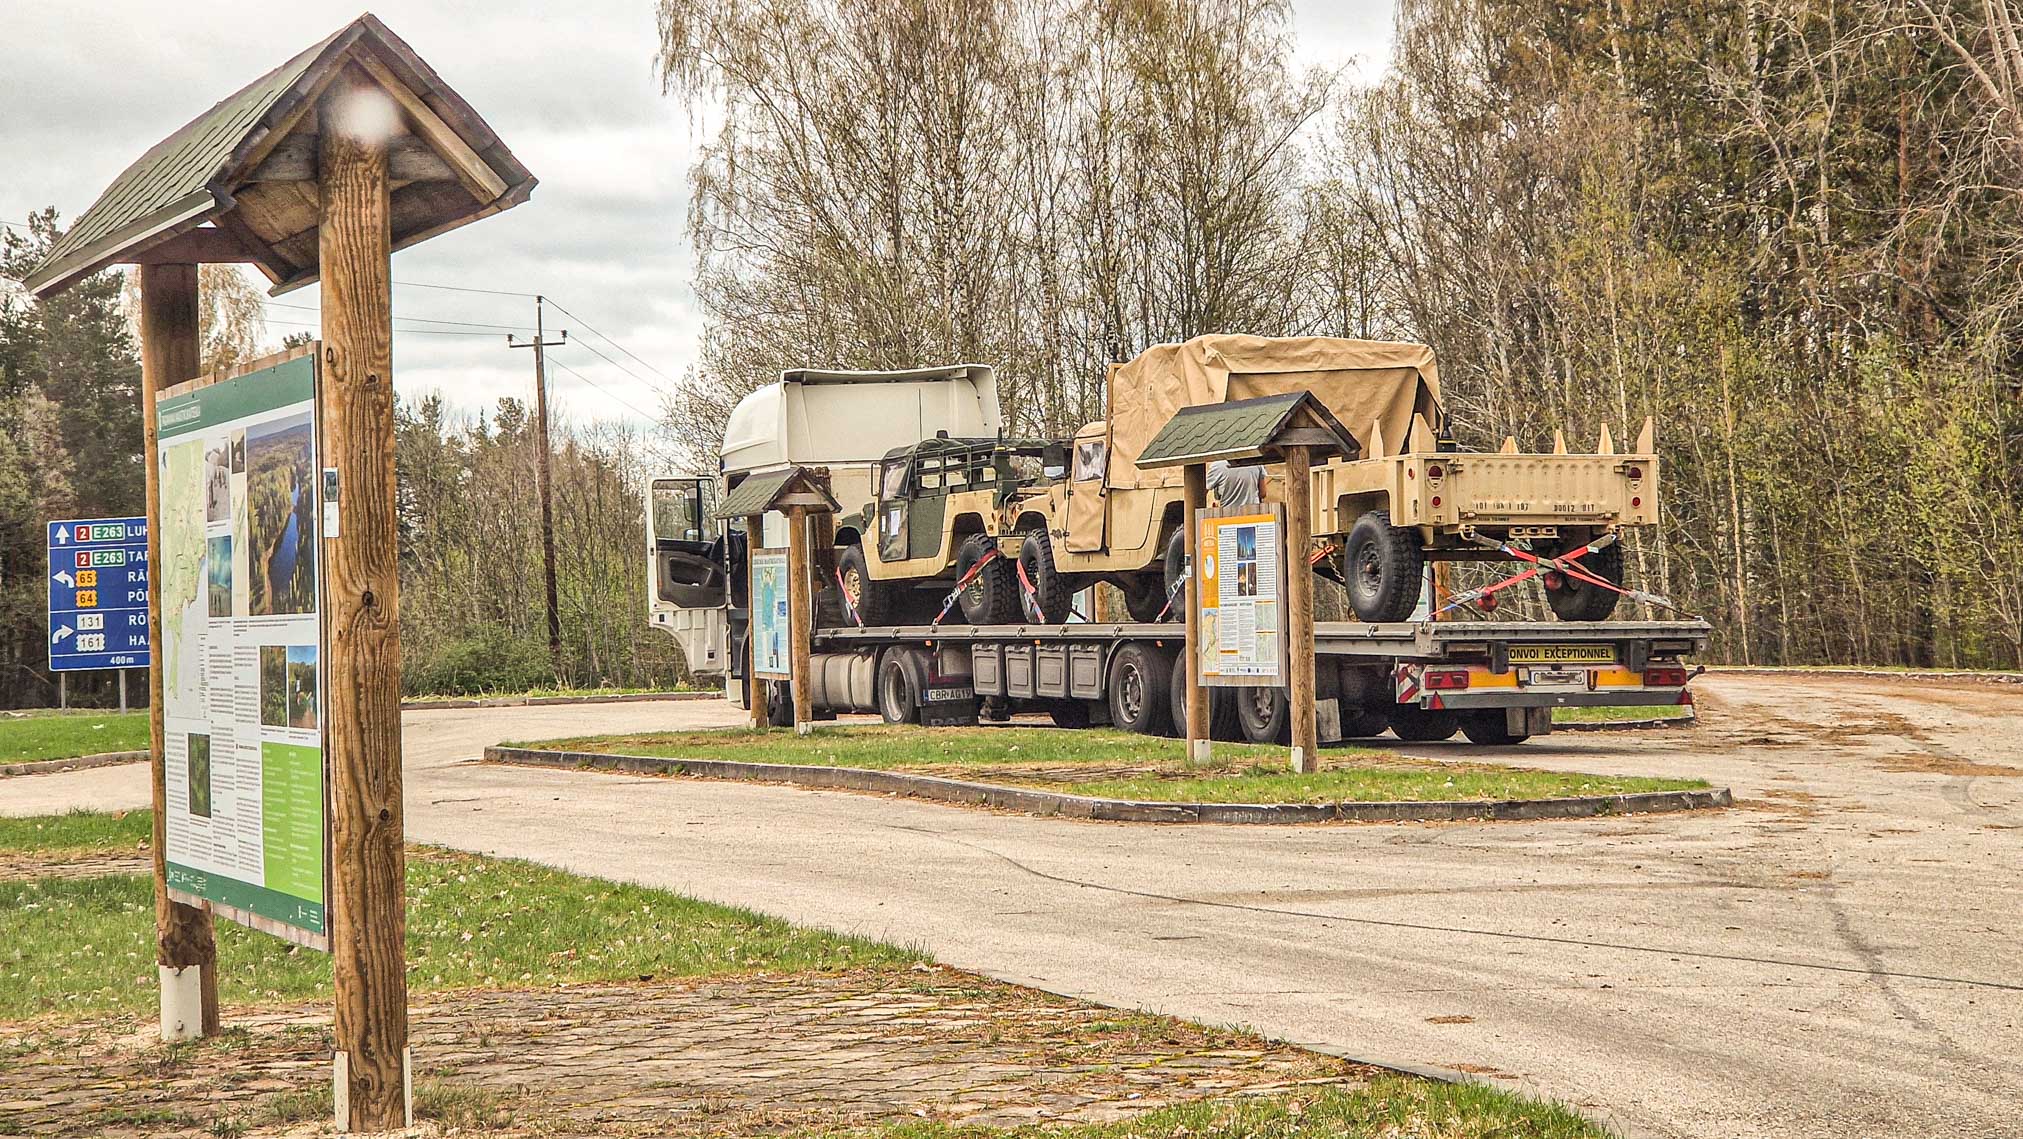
2,2 -> 1394,444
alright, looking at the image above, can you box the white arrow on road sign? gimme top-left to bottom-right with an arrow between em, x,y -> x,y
53,625 -> 73,643
54,570 -> 74,587
55,525 -> 69,544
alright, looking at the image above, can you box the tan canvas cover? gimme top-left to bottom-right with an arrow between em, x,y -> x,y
1107,335 -> 1442,489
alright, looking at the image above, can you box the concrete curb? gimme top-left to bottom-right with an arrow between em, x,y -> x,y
486,746 -> 1732,824
0,750 -> 147,778
1555,713 -> 1696,733
400,691 -> 717,710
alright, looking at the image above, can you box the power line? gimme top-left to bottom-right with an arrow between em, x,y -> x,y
549,359 -> 660,422
565,334 -> 672,394
392,280 -> 538,299
262,317 -> 515,339
263,300 -> 535,335
542,297 -> 678,387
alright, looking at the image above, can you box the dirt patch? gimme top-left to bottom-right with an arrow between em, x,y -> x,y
1424,1015 -> 1475,1025
0,851 -> 150,884
0,968 -> 1367,1137
1871,752 -> 2023,778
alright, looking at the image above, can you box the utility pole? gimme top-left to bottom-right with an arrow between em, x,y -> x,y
508,301 -> 566,684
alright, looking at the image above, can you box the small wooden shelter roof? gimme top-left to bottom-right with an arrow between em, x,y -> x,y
1135,392 -> 1357,469
25,13 -> 534,298
715,468 -> 840,519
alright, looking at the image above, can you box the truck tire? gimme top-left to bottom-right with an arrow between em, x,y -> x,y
954,534 -> 1019,624
1387,703 -> 1458,742
1236,686 -> 1291,745
1107,642 -> 1174,736
764,680 -> 794,727
1345,510 -> 1425,622
1543,538 -> 1624,622
1120,573 -> 1170,622
1017,529 -> 1073,623
1341,710 -> 1391,739
1459,709 -> 1530,745
876,650 -> 920,724
839,543 -> 906,627
1167,651 -> 1241,741
1047,699 -> 1094,728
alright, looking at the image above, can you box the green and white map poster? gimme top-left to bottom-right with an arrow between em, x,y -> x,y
156,348 -> 328,951
750,549 -> 790,679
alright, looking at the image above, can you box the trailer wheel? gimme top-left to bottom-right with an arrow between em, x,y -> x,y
1108,642 -> 1174,736
876,651 -> 920,724
839,543 -> 906,626
1543,537 -> 1624,622
954,534 -> 1020,624
1459,710 -> 1530,745
1167,650 -> 1241,741
1017,529 -> 1074,623
1387,704 -> 1458,742
1236,686 -> 1291,745
1345,510 -> 1425,622
1340,710 -> 1391,739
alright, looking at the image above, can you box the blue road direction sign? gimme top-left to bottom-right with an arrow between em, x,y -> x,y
47,516 -> 151,672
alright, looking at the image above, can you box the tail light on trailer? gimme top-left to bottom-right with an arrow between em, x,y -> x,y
1644,665 -> 1688,687
1425,669 -> 1471,691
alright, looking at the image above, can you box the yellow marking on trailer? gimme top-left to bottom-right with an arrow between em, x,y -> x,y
1507,644 -> 1617,665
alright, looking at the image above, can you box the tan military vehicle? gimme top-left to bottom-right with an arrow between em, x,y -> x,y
1008,334 -> 1660,623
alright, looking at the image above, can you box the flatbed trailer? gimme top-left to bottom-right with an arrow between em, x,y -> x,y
771,617 -> 1711,746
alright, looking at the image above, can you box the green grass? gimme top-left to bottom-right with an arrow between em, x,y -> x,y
517,725 -> 1291,770
1551,704 -> 1692,724
1061,765 -> 1703,804
0,809 -> 151,856
844,1077 -> 1606,1138
0,812 -> 918,1021
515,724 -> 1706,806
0,709 -> 149,764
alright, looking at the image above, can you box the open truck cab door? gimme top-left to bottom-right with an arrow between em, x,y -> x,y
647,476 -> 736,683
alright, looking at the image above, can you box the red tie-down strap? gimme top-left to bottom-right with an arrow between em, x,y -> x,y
1433,533 -> 1695,619
930,545 -> 1002,627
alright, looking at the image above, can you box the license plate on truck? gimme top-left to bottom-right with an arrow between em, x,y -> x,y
1521,668 -> 1590,691
1508,644 -> 1615,665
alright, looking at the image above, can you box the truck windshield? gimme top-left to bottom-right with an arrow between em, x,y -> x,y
651,479 -> 708,544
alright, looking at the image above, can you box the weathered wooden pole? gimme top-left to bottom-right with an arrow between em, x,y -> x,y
786,506 -> 815,735
319,79 -> 410,1133
1283,447 -> 1318,773
1182,463 -> 1209,762
139,261 -> 220,1041
747,512 -> 768,728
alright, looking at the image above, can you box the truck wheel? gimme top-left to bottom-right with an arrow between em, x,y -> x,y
954,534 -> 1019,624
876,651 -> 920,724
1387,704 -> 1458,742
839,543 -> 904,626
1017,529 -> 1073,623
1167,651 -> 1241,740
1341,710 -> 1391,739
1108,642 -> 1174,736
764,680 -> 794,727
1543,539 -> 1624,622
1236,686 -> 1291,745
1345,510 -> 1424,622
1459,710 -> 1530,745
1047,699 -> 1094,729
1120,574 -> 1170,622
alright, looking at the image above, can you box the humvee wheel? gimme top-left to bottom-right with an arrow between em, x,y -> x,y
955,534 -> 1019,624
1120,573 -> 1170,622
1017,529 -> 1073,623
1543,538 -> 1624,622
1161,529 -> 1188,613
838,543 -> 904,626
1345,510 -> 1425,622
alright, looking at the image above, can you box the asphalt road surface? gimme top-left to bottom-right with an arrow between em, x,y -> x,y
6,675 -> 2017,1138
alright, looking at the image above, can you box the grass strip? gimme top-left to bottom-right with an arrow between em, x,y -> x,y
0,809 -> 152,857
517,725 -> 1705,804
0,709 -> 149,765
0,815 -> 916,1021
1552,704 -> 1691,724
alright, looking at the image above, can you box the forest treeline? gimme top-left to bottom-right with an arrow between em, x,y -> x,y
0,216 -> 682,707
658,0 -> 2023,668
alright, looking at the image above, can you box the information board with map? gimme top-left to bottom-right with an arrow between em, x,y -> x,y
749,549 -> 791,680
155,347 -> 328,950
1193,504 -> 1289,686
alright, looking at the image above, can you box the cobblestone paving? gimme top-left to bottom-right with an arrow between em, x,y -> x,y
0,969 -> 1363,1137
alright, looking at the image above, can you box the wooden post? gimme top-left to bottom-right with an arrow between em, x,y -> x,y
747,513 -> 768,728
139,261 -> 220,1041
786,507 -> 815,734
1182,464 -> 1209,762
319,80 -> 409,1133
1283,447 -> 1318,772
